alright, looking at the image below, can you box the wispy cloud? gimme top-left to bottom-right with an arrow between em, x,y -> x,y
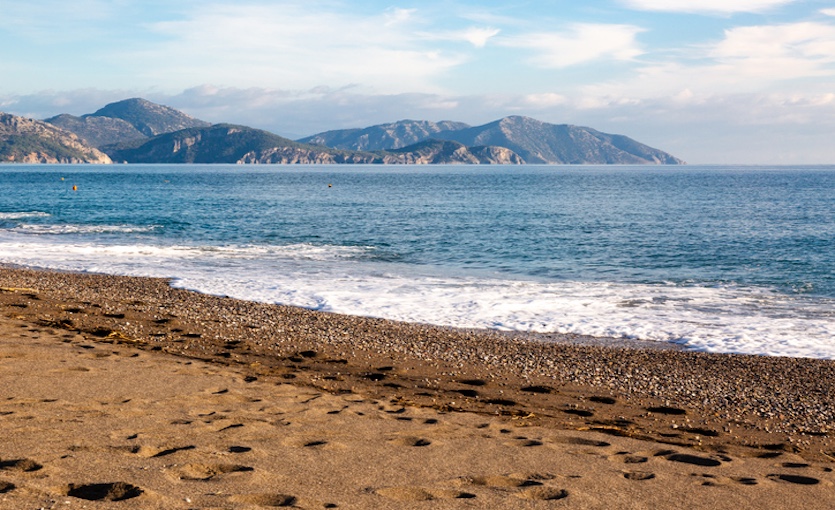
422,27 -> 502,48
710,22 -> 835,77
579,20 -> 835,103
499,24 -> 645,68
620,0 -> 798,15
129,3 -> 471,93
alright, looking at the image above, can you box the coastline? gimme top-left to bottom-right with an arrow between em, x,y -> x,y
1,265 -> 834,508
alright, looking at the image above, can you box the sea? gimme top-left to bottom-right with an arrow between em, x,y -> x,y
0,164 -> 833,359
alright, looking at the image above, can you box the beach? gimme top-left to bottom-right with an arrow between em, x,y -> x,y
1,265 -> 834,509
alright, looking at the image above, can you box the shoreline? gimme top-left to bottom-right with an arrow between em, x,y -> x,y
2,265 -> 834,507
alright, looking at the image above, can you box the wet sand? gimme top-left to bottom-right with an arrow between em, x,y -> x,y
1,266 -> 834,509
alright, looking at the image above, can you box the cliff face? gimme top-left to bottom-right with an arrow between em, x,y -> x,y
0,113 -> 112,164
388,140 -> 523,164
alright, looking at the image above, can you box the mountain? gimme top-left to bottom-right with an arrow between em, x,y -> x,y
0,112 -> 111,164
298,120 -> 470,151
388,139 -> 523,164
46,98 -> 211,148
104,124 -> 523,165
436,116 -> 683,164
43,114 -> 145,148
28,97 -> 683,165
302,116 -> 684,164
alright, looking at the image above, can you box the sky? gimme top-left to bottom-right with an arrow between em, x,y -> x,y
2,0 -> 835,164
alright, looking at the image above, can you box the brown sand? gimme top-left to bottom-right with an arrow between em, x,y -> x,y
0,266 -> 834,509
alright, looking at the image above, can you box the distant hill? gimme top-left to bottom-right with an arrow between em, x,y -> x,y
302,116 -> 684,165
46,98 -> 210,148
299,120 -> 470,151
436,116 -> 683,164
0,112 -> 111,164
104,124 -> 380,164
104,124 -> 523,165
24,97 -> 683,165
44,114 -> 145,148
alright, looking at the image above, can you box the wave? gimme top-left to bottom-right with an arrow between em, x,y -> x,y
0,236 -> 377,263
0,211 -> 51,220
1,235 -> 833,359
13,224 -> 162,235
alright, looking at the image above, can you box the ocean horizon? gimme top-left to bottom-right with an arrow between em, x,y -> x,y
2,164 -> 833,359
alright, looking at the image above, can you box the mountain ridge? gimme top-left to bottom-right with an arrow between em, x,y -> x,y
105,124 -> 523,165
46,98 -> 211,148
0,97 -> 684,165
299,119 -> 471,151
302,115 -> 684,165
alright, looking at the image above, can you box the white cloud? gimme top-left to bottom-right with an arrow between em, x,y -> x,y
519,93 -> 568,108
823,9 -> 835,16
500,24 -> 645,68
579,21 -> 835,104
427,27 -> 502,48
128,4 -> 468,94
620,0 -> 797,14
712,22 -> 835,66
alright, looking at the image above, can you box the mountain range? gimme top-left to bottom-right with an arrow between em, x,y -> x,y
0,98 -> 684,165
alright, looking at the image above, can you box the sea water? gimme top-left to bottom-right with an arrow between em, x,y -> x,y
1,165 -> 833,358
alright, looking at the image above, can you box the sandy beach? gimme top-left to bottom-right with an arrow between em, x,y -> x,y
1,266 -> 834,509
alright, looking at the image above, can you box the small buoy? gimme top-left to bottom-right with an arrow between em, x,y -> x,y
72,185 -> 77,191
60,177 -> 65,181
328,183 -> 333,188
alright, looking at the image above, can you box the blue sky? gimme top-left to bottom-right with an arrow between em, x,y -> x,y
2,0 -> 835,163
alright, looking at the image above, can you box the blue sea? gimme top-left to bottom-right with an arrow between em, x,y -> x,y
1,165 -> 833,358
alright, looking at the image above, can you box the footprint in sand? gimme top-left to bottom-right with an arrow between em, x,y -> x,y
516,487 -> 569,501
562,408 -> 595,418
228,493 -> 298,507
647,406 -> 687,416
375,486 -> 476,501
551,436 -> 611,448
663,453 -> 722,467
623,471 -> 656,481
520,385 -> 554,394
616,454 -> 649,464
692,474 -> 758,486
388,436 -> 432,447
0,480 -> 15,493
126,445 -> 196,458
64,482 -> 143,502
767,473 -> 821,485
169,463 -> 254,481
457,379 -> 486,386
0,458 -> 42,472
466,475 -> 544,488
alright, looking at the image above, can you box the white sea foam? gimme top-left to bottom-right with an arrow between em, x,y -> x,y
0,211 -> 51,220
13,224 -> 161,235
2,234 -> 833,359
